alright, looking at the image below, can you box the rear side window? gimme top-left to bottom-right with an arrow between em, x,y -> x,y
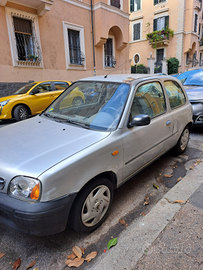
164,81 -> 186,109
54,82 -> 69,91
131,82 -> 166,118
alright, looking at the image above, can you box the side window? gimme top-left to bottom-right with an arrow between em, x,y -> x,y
34,82 -> 52,93
54,82 -> 69,91
131,82 -> 166,118
164,81 -> 186,109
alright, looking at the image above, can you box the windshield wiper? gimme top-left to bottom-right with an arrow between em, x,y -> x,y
66,119 -> 90,129
43,113 -> 65,122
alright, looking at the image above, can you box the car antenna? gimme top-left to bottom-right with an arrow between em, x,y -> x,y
104,59 -> 132,78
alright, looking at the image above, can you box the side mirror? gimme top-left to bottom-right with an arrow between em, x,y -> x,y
31,89 -> 40,95
128,114 -> 151,128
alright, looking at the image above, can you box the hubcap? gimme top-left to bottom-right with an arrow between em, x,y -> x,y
180,129 -> 189,151
81,185 -> 111,227
19,107 -> 28,120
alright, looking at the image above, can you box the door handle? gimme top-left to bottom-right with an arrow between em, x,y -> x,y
166,120 -> 171,126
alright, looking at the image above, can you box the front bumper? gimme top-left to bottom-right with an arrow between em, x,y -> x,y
191,103 -> 203,126
0,192 -> 77,236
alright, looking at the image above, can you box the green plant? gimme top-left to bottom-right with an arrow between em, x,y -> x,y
146,27 -> 174,48
167,57 -> 179,75
28,54 -> 38,61
131,64 -> 149,74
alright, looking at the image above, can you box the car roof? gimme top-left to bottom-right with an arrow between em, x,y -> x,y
79,74 -> 170,84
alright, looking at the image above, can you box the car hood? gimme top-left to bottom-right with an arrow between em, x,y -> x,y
0,94 -> 25,102
0,116 -> 110,179
184,86 -> 203,101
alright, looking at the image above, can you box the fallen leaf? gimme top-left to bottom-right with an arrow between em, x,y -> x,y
164,174 -> 173,178
0,252 -> 5,259
13,258 -> 21,270
142,212 -> 146,216
26,260 -> 36,269
80,247 -> 85,254
65,259 -> 74,265
177,177 -> 182,182
189,166 -> 194,170
107,238 -> 117,250
72,246 -> 82,258
144,196 -> 150,205
174,200 -> 186,204
119,219 -> 127,226
67,258 -> 84,267
67,253 -> 76,260
153,184 -> 159,190
85,251 -> 98,262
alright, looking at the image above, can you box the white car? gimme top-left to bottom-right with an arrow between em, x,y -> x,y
0,74 -> 192,235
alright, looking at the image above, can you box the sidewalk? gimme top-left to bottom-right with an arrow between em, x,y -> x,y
89,161 -> 203,270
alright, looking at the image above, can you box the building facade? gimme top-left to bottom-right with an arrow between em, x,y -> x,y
129,0 -> 203,73
0,0 -> 130,96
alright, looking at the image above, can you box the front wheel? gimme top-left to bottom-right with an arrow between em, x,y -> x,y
72,97 -> 84,106
173,126 -> 190,155
13,105 -> 29,121
68,177 -> 114,233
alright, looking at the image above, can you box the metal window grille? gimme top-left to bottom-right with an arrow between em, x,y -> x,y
110,0 -> 120,8
12,16 -> 41,64
104,38 -> 116,68
194,14 -> 198,33
68,29 -> 85,65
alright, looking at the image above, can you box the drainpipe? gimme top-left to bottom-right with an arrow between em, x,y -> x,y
91,0 -> 96,76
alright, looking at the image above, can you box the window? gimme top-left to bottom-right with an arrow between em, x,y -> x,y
54,82 -> 69,91
131,82 -> 166,118
63,22 -> 86,70
194,14 -> 198,33
68,29 -> 84,65
104,38 -> 116,68
111,0 -> 120,8
186,52 -> 190,65
154,0 -> 166,4
34,82 -> 52,93
130,0 -> 141,12
164,81 -> 186,109
200,53 -> 202,66
133,23 -> 141,41
6,7 -> 42,67
153,16 -> 169,31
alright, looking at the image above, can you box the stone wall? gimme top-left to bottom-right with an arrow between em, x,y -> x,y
0,82 -> 28,97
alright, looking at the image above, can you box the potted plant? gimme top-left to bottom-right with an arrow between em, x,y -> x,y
146,27 -> 174,48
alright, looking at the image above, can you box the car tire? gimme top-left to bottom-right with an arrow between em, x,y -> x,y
68,177 -> 114,233
173,125 -> 190,155
14,105 -> 29,121
72,97 -> 84,106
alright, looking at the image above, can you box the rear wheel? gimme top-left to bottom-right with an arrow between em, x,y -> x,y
14,105 -> 29,121
72,97 -> 84,106
68,177 -> 114,233
173,125 -> 190,155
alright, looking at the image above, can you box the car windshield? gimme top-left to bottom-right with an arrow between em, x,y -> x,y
177,70 -> 203,86
43,81 -> 130,131
13,83 -> 37,95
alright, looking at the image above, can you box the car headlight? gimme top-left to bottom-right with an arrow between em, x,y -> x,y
8,176 -> 41,201
0,99 -> 10,107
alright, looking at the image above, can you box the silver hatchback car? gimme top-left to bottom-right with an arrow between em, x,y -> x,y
0,74 -> 192,235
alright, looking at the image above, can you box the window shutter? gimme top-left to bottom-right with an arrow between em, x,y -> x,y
130,0 -> 134,12
133,23 -> 140,40
164,16 -> 169,29
153,19 -> 157,31
13,17 -> 32,35
154,0 -> 158,4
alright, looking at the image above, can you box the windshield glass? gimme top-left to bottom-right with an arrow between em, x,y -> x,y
43,81 -> 130,131
13,83 -> 37,95
177,70 -> 203,86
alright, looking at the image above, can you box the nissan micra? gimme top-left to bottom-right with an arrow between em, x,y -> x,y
0,74 -> 192,235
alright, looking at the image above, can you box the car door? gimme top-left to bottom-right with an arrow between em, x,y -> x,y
122,81 -> 174,180
29,82 -> 54,114
52,81 -> 70,100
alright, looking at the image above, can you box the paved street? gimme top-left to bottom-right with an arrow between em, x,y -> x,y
0,121 -> 202,269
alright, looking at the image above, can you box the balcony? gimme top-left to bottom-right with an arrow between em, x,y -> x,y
146,28 -> 174,49
0,0 -> 54,16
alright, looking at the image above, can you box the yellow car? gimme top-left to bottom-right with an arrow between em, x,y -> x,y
0,80 -> 85,121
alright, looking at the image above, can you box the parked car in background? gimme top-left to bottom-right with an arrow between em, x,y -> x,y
0,74 -> 192,235
0,80 -> 85,121
177,69 -> 203,126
